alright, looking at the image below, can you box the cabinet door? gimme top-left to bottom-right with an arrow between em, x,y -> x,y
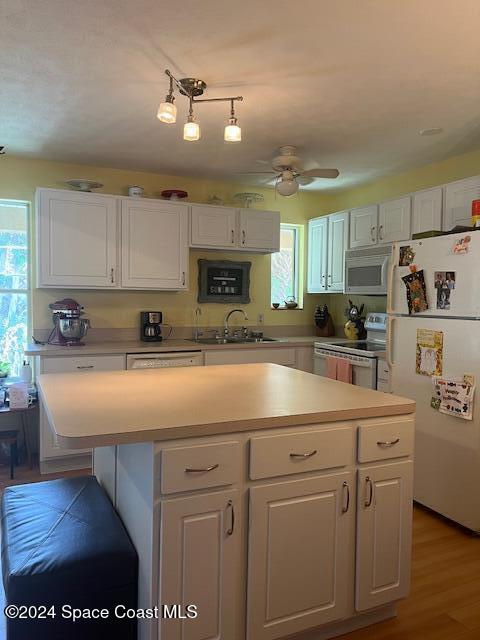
247,472 -> 354,640
444,176 -> 480,230
356,461 -> 413,611
190,204 -> 237,249
160,490 -> 242,640
121,199 -> 188,289
37,189 -> 118,288
307,217 -> 328,292
412,187 -> 443,235
349,205 -> 378,248
239,209 -> 280,251
327,211 -> 349,291
378,197 -> 411,244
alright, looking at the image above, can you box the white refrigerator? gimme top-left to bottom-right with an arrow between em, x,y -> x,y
388,231 -> 480,531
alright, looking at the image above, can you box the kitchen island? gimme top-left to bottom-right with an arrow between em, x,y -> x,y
38,363 -> 415,640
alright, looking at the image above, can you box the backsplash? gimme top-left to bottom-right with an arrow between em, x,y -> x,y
316,294 -> 387,334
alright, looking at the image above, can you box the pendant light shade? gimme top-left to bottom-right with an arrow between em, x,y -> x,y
276,177 -> 298,196
224,117 -> 242,142
184,115 -> 201,141
157,99 -> 177,124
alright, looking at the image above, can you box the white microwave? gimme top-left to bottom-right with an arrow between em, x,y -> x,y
344,245 -> 391,295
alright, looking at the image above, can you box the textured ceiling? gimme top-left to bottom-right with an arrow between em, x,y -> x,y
2,0 -> 480,191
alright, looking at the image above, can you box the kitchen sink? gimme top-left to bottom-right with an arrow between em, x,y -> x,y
189,337 -> 277,345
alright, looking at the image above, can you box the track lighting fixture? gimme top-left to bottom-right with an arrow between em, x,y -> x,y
157,70 -> 243,142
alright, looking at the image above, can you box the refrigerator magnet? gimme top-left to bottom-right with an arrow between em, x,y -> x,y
402,269 -> 428,314
399,245 -> 415,266
416,328 -> 443,376
453,235 -> 471,254
434,271 -> 456,311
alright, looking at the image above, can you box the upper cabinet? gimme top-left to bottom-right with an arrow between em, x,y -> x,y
190,205 -> 280,253
327,211 -> 349,291
239,208 -> 280,252
37,189 -> 119,288
307,217 -> 328,293
444,176 -> 480,230
121,199 -> 188,290
349,205 -> 378,248
190,204 -> 237,249
378,196 -> 411,244
307,211 -> 348,294
412,187 -> 443,235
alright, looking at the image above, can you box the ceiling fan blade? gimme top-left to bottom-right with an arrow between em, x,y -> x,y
237,171 -> 276,175
300,168 -> 340,179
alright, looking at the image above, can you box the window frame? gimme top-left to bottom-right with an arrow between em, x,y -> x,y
0,199 -> 31,373
271,222 -> 304,309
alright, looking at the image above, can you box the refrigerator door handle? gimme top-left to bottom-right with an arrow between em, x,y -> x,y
386,248 -> 396,313
387,316 -> 396,369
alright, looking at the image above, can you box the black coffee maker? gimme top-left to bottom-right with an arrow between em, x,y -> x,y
140,311 -> 163,342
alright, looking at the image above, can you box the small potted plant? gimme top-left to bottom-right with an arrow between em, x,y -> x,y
0,361 -> 11,380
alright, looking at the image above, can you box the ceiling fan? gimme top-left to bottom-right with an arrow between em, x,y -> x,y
240,145 -> 339,196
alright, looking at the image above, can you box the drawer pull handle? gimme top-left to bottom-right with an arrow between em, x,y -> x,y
289,449 -> 317,459
342,481 -> 350,513
226,499 -> 235,536
76,365 -> 94,369
377,438 -> 400,447
185,464 -> 219,473
365,476 -> 373,508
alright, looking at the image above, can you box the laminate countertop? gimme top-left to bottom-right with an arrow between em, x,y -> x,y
25,336 -> 346,357
37,363 -> 414,449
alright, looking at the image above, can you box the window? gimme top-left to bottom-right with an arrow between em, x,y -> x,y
0,202 -> 29,376
271,223 -> 303,308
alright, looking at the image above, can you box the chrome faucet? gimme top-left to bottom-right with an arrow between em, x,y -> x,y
193,307 -> 202,341
224,309 -> 248,338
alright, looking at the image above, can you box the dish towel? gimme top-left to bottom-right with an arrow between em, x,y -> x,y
336,359 -> 353,384
326,357 -> 338,380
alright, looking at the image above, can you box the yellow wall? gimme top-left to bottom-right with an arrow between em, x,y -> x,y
0,155 -> 332,331
314,146 -> 480,327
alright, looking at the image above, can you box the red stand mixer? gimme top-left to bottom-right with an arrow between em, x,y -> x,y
47,299 -> 91,346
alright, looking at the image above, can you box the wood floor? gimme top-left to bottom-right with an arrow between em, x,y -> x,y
1,464 -> 480,639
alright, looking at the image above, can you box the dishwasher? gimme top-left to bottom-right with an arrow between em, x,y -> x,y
126,351 -> 203,369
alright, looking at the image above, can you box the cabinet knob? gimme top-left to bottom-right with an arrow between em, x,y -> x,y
376,438 -> 400,448
185,463 -> 219,473
379,225 -> 384,240
364,476 -> 374,508
242,230 -> 246,245
226,499 -> 235,536
289,449 -> 317,459
370,227 -> 376,243
182,271 -> 186,286
231,229 -> 235,244
110,267 -> 115,283
342,481 -> 350,513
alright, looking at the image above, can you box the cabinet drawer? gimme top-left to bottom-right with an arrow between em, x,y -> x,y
161,441 -> 242,494
377,358 -> 389,381
357,419 -> 414,462
204,347 -> 296,367
42,354 -> 126,373
249,427 -> 352,480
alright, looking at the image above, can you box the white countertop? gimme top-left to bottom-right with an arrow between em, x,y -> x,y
37,363 -> 414,449
25,335 -> 346,357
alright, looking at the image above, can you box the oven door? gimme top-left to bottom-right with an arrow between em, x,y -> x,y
313,348 -> 377,389
345,253 -> 390,295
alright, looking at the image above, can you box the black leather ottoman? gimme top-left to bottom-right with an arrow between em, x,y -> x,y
1,475 -> 138,640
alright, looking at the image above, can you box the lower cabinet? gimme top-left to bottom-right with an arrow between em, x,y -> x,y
356,461 -> 413,611
159,489 -> 243,640
247,472 -> 354,640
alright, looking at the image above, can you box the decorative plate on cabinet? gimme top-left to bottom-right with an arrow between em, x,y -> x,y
65,179 -> 104,192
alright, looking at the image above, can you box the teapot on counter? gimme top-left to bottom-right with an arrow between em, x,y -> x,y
284,296 -> 298,309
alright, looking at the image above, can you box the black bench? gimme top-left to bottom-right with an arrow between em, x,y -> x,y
1,475 -> 138,640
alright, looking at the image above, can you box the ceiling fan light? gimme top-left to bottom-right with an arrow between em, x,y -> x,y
184,115 -> 201,141
224,117 -> 242,142
157,95 -> 177,124
276,178 -> 298,197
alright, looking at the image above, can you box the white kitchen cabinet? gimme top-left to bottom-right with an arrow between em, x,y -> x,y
159,489 -> 242,640
247,472 -> 354,640
38,354 -> 126,473
412,187 -> 443,235
349,205 -> 378,248
444,175 -> 480,230
378,197 -> 411,244
327,211 -> 349,291
308,212 -> 348,293
307,216 -> 328,293
121,199 -> 188,289
239,209 -> 281,252
190,204 -> 238,249
37,188 -> 119,288
356,461 -> 413,611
